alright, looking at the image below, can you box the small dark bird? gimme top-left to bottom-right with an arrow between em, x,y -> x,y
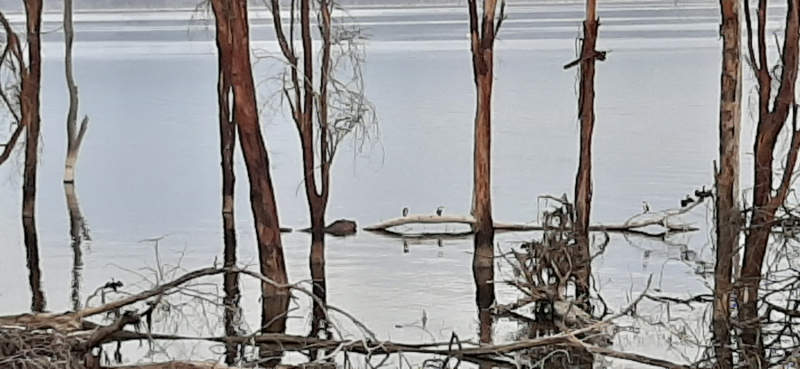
436,206 -> 444,216
642,201 -> 650,213
681,196 -> 695,208
694,186 -> 712,199
402,207 -> 409,217
104,280 -> 124,292
403,240 -> 409,253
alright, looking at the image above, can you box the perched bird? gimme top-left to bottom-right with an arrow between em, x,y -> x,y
437,239 -> 443,247
402,207 -> 409,217
642,201 -> 650,213
104,279 -> 124,292
403,240 -> 409,253
680,196 -> 695,208
436,206 -> 444,216
694,186 -> 712,199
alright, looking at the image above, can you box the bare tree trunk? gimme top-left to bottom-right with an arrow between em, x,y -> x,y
63,0 -> 88,184
473,229 -> 495,365
713,1 -> 741,367
308,233 -> 329,360
23,216 -> 45,312
211,0 -> 240,364
65,183 -> 88,311
22,0 -> 42,220
20,0 -> 44,314
467,0 -> 501,235
226,0 -> 289,339
740,0 -> 800,366
572,0 -> 599,303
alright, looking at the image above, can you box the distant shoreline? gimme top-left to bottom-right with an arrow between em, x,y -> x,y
2,0 -> 708,15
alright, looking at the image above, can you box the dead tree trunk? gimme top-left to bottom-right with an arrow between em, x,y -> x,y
473,229 -> 495,359
571,0 -> 600,303
211,0 -> 240,363
226,0 -> 289,337
268,0 -> 340,237
65,183 -> 88,311
63,0 -> 89,184
309,233 -> 329,357
21,0 -> 44,313
23,216 -> 45,312
741,0 -> 800,366
574,0 -> 597,243
713,0 -> 741,367
22,0 -> 42,220
0,4 -> 44,311
467,0 -> 503,235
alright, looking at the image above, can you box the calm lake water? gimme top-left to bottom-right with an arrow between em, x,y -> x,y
0,0 -> 770,366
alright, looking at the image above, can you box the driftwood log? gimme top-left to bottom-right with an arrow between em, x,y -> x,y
365,204 -> 703,239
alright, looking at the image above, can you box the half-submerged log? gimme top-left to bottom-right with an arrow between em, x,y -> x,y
301,219 -> 356,237
365,205 -> 702,238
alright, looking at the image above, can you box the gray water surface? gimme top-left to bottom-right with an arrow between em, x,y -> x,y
0,1 -> 738,365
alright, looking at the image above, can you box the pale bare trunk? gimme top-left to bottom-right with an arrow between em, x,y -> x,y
65,182 -> 86,311
63,0 -> 88,184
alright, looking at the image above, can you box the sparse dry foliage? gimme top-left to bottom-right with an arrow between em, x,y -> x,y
266,0 -> 377,234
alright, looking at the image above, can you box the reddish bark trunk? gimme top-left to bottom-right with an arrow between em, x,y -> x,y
22,0 -> 42,220
740,0 -> 800,366
23,216 -> 45,312
270,0 -> 330,236
227,0 -> 289,338
309,233 -> 329,351
467,0 -> 499,235
211,2 -> 240,363
21,0 -> 44,314
472,230 -> 494,343
713,1 -> 741,367
573,0 -> 598,302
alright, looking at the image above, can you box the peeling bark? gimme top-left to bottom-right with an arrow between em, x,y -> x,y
713,0 -> 741,368
225,0 -> 289,339
467,0 -> 503,235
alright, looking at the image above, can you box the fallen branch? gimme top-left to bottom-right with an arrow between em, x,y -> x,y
0,123 -> 23,166
365,212 -> 699,238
